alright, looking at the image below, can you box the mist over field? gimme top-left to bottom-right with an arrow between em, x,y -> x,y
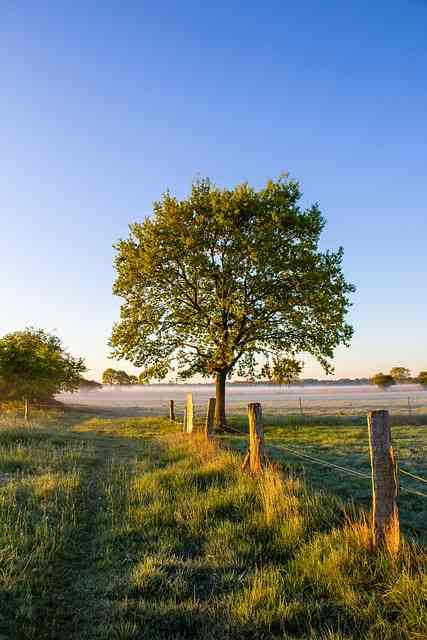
58,383 -> 427,415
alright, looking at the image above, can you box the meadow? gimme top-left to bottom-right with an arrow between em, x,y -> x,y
0,407 -> 426,639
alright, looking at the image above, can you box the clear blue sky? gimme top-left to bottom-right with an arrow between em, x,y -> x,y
1,1 -> 426,381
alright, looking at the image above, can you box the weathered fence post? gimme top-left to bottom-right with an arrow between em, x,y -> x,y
205,397 -> 216,438
169,400 -> 175,422
186,393 -> 194,433
367,410 -> 400,555
248,402 -> 264,474
183,407 -> 187,432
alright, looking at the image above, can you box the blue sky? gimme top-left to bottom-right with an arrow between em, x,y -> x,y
1,1 -> 426,381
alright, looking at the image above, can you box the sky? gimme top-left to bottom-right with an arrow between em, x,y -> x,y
0,1 -> 426,381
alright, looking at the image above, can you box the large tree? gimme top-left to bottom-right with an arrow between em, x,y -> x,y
110,176 -> 354,429
0,328 -> 86,419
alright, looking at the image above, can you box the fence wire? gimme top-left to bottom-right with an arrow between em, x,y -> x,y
266,442 -> 427,500
399,468 -> 427,486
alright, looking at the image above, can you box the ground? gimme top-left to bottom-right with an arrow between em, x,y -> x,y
0,408 -> 426,639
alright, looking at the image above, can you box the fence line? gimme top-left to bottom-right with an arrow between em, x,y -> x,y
267,441 -> 427,499
269,442 -> 371,480
175,397 -> 427,500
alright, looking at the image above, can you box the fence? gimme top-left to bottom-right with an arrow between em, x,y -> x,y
175,392 -> 427,556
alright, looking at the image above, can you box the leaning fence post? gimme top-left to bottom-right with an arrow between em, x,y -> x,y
248,402 -> 264,474
169,400 -> 175,422
205,398 -> 216,438
186,393 -> 194,433
367,410 -> 400,555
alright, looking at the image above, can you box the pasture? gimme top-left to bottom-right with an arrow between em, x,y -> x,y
0,405 -> 426,639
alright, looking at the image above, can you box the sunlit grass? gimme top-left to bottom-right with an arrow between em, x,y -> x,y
73,415 -> 181,437
0,410 -> 426,638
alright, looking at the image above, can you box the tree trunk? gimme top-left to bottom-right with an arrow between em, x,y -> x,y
24,398 -> 29,422
214,370 -> 227,430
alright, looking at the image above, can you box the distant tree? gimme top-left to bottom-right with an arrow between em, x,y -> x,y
110,176 -> 354,430
263,357 -> 303,385
79,377 -> 102,390
102,368 -> 118,385
0,328 -> 86,420
102,368 -> 137,385
416,371 -> 427,389
390,367 -> 411,384
115,370 -> 136,385
371,372 -> 396,390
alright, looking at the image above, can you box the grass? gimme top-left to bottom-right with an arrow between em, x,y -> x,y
225,417 -> 427,543
0,410 -> 426,639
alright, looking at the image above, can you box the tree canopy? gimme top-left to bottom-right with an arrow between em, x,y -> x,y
371,372 -> 396,389
390,367 -> 411,383
417,371 -> 427,389
79,377 -> 102,390
110,176 -> 355,427
0,328 -> 86,418
102,368 -> 138,385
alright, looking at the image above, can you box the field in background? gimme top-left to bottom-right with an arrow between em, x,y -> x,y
1,408 -> 426,639
58,383 -> 427,418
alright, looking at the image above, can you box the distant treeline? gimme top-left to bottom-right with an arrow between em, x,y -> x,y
157,378 -> 372,386
228,378 -> 371,386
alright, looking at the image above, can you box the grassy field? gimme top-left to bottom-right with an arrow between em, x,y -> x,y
0,409 -> 426,639
225,415 -> 427,543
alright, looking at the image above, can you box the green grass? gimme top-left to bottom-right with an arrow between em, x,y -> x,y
0,411 -> 426,639
224,417 -> 427,543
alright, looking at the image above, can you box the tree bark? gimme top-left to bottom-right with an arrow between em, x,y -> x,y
205,397 -> 216,439
214,370 -> 227,430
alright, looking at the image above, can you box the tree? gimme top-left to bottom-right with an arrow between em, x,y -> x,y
0,328 -> 86,420
102,368 -> 118,385
79,377 -> 102,390
116,370 -> 133,385
390,367 -> 411,384
110,176 -> 354,429
101,368 -> 137,385
371,373 -> 396,390
264,357 -> 303,385
416,371 -> 427,389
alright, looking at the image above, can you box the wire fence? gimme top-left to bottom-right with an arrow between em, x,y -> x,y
266,441 -> 427,500
182,396 -> 427,503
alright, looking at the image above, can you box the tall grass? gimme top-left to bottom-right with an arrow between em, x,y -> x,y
99,433 -> 427,639
1,415 -> 426,639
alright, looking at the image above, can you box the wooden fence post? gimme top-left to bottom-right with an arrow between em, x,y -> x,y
367,410 -> 400,555
186,393 -> 194,433
169,400 -> 175,422
183,407 -> 187,432
248,402 -> 264,474
205,398 -> 216,438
